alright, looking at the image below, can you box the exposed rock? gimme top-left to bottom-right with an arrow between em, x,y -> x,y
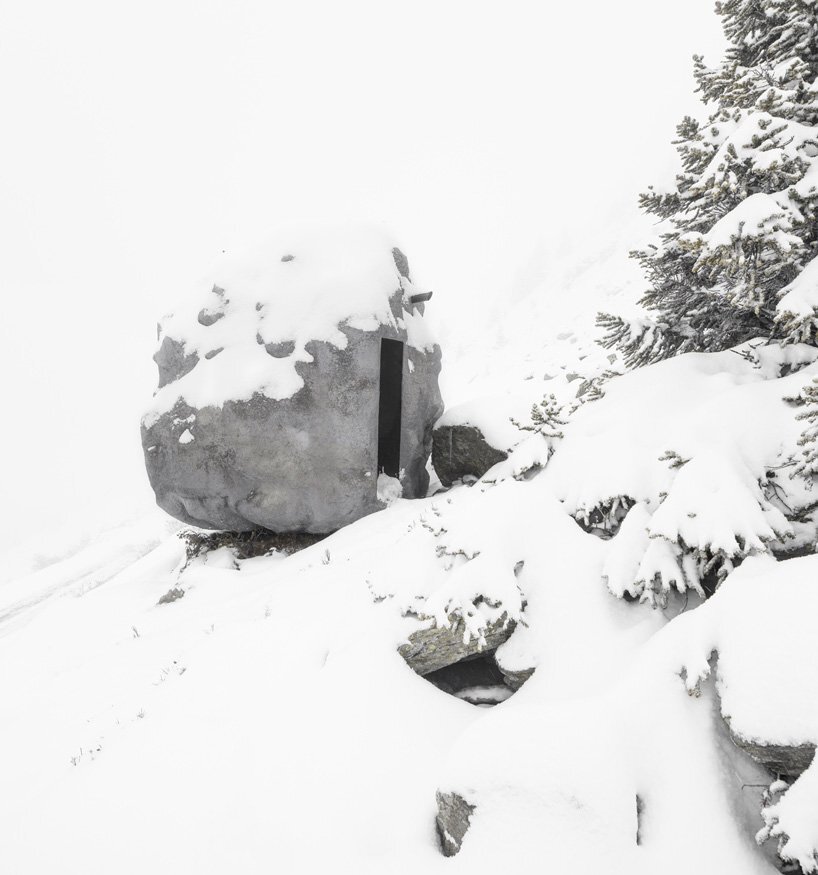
635,795 -> 645,846
432,424 -> 508,487
493,633 -> 537,691
153,337 -> 198,390
391,247 -> 410,279
729,730 -> 815,778
197,308 -> 224,326
400,608 -> 536,702
264,340 -> 296,358
435,791 -> 475,857
399,613 -> 516,677
157,586 -> 185,605
498,664 -> 536,692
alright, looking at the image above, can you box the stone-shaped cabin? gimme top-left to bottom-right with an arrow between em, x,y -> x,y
141,229 -> 443,533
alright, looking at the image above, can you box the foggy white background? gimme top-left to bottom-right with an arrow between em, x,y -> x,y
0,0 -> 722,550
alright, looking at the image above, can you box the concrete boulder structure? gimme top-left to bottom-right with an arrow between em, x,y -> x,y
141,229 -> 443,533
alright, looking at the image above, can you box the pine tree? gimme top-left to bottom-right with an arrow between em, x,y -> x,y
600,0 -> 818,364
794,375 -> 818,478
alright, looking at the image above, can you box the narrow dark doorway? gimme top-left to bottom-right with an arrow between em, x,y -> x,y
377,338 -> 404,478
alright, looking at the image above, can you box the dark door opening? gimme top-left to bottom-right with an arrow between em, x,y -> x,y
377,338 -> 404,478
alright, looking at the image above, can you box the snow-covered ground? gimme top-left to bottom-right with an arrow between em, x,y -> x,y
6,3 -> 814,867
4,221 -> 818,874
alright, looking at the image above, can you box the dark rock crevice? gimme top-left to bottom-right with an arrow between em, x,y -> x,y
399,611 -> 534,707
425,653 -> 512,705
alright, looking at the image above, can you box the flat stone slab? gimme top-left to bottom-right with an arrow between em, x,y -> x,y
399,613 -> 516,677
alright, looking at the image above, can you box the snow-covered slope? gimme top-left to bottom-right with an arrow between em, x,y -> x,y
4,223 -> 818,875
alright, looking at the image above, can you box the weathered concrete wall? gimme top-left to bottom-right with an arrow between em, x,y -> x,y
142,311 -> 442,533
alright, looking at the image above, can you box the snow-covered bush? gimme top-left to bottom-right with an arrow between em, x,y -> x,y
757,769 -> 818,874
502,393 -> 569,480
546,342 -> 818,603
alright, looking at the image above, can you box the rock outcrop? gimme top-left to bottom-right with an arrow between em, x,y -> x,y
435,791 -> 475,857
496,663 -> 536,692
432,424 -> 508,487
728,730 -> 816,779
399,610 -> 534,706
398,613 -> 516,677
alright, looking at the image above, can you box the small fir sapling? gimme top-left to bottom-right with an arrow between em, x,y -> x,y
515,393 -> 567,442
657,450 -> 690,470
508,394 -> 568,478
756,771 -> 818,874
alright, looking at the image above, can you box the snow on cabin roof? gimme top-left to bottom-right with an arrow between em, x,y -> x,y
142,227 -> 436,425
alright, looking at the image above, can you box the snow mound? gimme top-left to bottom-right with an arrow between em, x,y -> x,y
679,555 -> 818,749
671,557 -> 818,873
376,473 -> 403,505
8,200 -> 818,874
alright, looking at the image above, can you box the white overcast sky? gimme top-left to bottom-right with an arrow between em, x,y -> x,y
0,0 -> 722,549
